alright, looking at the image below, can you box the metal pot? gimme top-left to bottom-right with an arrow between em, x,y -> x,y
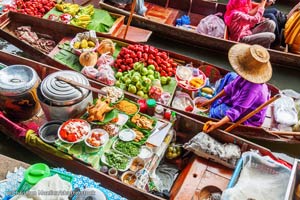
0,65 -> 41,121
37,70 -> 93,121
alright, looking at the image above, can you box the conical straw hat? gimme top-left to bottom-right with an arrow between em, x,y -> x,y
228,43 -> 272,84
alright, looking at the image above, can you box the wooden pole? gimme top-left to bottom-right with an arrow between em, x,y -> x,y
271,131 -> 300,136
225,94 -> 281,132
123,0 -> 137,40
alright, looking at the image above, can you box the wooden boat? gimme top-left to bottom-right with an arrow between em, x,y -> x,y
0,50 -> 291,200
98,0 -> 300,70
0,11 -> 299,144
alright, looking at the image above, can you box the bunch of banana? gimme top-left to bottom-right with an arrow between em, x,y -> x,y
71,15 -> 92,28
55,3 -> 80,17
77,5 -> 94,16
63,3 -> 80,17
285,11 -> 300,45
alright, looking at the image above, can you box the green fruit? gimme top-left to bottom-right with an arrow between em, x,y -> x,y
132,75 -> 139,83
166,76 -> 171,84
133,62 -> 141,71
115,72 -> 122,79
143,94 -> 149,99
143,86 -> 149,93
125,79 -> 131,85
160,77 -> 167,85
137,90 -> 144,97
133,72 -> 141,77
141,67 -> 148,76
147,64 -> 155,71
148,75 -> 155,81
128,85 -> 137,94
143,77 -> 152,85
147,69 -> 154,76
119,83 -> 127,90
115,80 -> 121,87
154,71 -> 160,79
136,81 -> 143,90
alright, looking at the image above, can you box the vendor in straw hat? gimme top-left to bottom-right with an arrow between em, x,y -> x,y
200,43 -> 272,133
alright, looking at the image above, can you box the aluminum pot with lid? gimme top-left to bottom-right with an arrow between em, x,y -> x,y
0,65 -> 41,121
37,70 -> 93,121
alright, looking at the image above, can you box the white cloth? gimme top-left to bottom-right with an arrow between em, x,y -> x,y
11,174 -> 72,200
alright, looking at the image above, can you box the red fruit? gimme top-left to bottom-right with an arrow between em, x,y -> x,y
60,130 -> 67,139
142,53 -> 148,60
137,51 -> 142,58
67,134 -> 77,142
185,105 -> 194,112
118,69 -> 122,72
125,58 -> 133,64
168,71 -> 173,76
134,58 -> 139,62
148,58 -> 154,65
120,65 -> 126,71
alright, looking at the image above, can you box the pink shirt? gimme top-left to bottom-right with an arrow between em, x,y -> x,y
228,7 -> 265,41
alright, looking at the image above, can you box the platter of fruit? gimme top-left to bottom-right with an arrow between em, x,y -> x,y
58,119 -> 90,143
114,62 -> 172,99
70,31 -> 99,55
175,66 -> 206,91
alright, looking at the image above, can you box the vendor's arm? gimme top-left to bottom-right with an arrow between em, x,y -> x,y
203,116 -> 231,133
248,0 -> 266,16
200,89 -> 226,107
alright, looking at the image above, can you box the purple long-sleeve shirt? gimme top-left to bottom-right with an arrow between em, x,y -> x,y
221,76 -> 269,126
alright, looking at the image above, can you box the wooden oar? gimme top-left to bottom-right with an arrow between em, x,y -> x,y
271,131 -> 300,136
55,76 -> 107,95
123,0 -> 137,40
225,94 -> 281,132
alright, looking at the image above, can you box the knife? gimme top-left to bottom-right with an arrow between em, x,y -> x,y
149,122 -> 169,138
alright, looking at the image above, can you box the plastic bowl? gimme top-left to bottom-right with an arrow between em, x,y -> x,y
58,119 -> 90,144
130,157 -> 145,172
85,129 -> 109,148
119,129 -> 136,142
39,120 -> 63,144
193,97 -> 209,113
121,171 -> 137,186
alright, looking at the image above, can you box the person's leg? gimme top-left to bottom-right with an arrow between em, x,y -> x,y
264,9 -> 280,46
209,100 -> 231,119
252,20 -> 276,34
240,32 -> 275,48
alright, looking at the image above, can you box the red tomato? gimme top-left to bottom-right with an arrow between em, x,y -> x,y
120,65 -> 126,71
60,129 -> 67,139
137,51 -> 142,58
142,53 -> 148,60
134,58 -> 139,62
125,58 -> 133,64
168,71 -> 173,76
148,58 -> 154,65
67,134 -> 77,142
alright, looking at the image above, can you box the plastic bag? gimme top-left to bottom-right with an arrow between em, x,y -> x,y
196,13 -> 225,38
96,53 -> 114,68
221,151 -> 291,200
81,65 -> 116,86
97,64 -> 116,86
281,89 -> 300,100
183,132 -> 241,165
274,94 -> 298,126
171,91 -> 194,112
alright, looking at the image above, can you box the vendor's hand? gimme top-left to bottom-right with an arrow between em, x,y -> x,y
259,0 -> 267,7
198,99 -> 213,108
203,121 -> 219,133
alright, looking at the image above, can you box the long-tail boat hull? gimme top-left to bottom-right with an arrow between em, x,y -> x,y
0,50 -> 291,199
99,0 -> 300,70
0,12 -> 298,144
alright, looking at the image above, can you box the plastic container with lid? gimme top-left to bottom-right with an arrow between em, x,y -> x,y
0,65 -> 41,121
154,105 -> 164,119
146,99 -> 156,116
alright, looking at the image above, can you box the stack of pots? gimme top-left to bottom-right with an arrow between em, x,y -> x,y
37,70 -> 93,121
0,65 -> 41,121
